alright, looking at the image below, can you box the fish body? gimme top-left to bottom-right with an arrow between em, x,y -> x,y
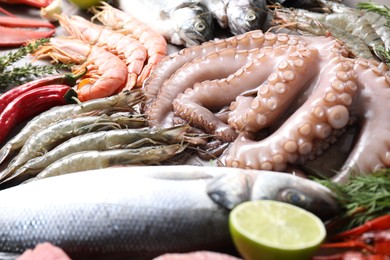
0,166 -> 340,259
226,0 -> 268,35
118,0 -> 214,47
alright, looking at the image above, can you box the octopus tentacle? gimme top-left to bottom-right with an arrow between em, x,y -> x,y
332,60 -> 390,183
221,53 -> 358,171
143,30 -> 266,107
146,48 -> 263,127
172,43 -> 312,141
143,32 -> 309,126
228,45 -> 320,133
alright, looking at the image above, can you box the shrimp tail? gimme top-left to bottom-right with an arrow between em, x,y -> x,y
0,144 -> 13,167
137,64 -> 154,87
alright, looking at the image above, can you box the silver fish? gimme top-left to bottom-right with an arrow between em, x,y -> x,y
0,166 -> 340,259
226,0 -> 268,35
199,0 -> 229,28
118,0 -> 214,47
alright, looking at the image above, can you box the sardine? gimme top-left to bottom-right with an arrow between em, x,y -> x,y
118,0 -> 214,47
226,0 -> 268,35
0,166 -> 340,259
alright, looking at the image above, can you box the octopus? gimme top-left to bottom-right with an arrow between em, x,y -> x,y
143,30 -> 390,183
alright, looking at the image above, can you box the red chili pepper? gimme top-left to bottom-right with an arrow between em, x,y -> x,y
0,71 -> 85,114
0,84 -> 77,145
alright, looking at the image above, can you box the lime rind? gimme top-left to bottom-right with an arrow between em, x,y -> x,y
230,200 -> 326,250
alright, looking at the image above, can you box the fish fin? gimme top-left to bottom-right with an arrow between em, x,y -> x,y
0,252 -> 21,260
206,173 -> 252,210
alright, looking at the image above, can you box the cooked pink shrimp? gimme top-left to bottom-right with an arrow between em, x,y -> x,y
57,15 -> 147,90
92,3 -> 167,86
32,38 -> 128,101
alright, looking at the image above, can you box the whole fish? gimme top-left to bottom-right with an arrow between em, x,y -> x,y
118,0 -> 214,47
0,166 -> 340,259
226,0 -> 268,35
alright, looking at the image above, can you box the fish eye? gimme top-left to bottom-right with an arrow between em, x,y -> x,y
245,12 -> 257,22
195,22 -> 206,32
280,189 -> 308,207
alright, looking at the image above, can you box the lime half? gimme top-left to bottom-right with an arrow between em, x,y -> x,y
229,200 -> 326,260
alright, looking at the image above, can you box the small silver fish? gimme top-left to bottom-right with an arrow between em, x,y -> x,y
0,166 -> 340,259
119,0 -> 214,47
226,0 -> 268,35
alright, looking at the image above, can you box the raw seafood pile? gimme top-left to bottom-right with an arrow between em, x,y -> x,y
143,29 -> 390,183
0,0 -> 389,259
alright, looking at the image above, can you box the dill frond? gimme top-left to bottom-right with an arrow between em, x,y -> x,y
316,169 -> 390,231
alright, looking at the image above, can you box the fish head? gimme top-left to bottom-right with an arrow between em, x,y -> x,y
226,0 -> 268,35
249,171 -> 342,221
171,3 -> 214,47
207,169 -> 342,221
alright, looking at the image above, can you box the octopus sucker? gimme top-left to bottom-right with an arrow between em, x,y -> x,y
228,44 -> 320,133
332,61 -> 390,183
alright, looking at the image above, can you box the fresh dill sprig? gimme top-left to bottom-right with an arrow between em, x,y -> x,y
316,169 -> 390,231
0,38 -> 50,72
0,63 -> 72,90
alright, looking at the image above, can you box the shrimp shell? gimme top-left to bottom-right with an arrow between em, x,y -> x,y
0,90 -> 143,165
0,114 -> 147,181
91,3 -> 167,86
4,125 -> 190,184
273,9 -> 375,59
58,15 -> 148,89
29,144 -> 185,182
32,37 -> 128,101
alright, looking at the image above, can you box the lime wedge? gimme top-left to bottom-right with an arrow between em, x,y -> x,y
229,200 -> 326,260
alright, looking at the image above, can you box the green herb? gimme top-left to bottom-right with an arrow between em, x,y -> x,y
373,44 -> 390,67
0,38 -> 49,72
0,63 -> 72,89
357,2 -> 390,27
0,39 -> 74,90
316,169 -> 390,231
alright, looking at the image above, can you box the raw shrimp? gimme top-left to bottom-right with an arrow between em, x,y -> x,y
28,144 -> 186,182
273,8 -> 375,59
92,3 -> 168,86
4,125 -> 190,184
58,15 -> 148,90
32,37 -> 128,101
0,90 -> 143,165
0,113 -> 147,182
295,10 -> 384,49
